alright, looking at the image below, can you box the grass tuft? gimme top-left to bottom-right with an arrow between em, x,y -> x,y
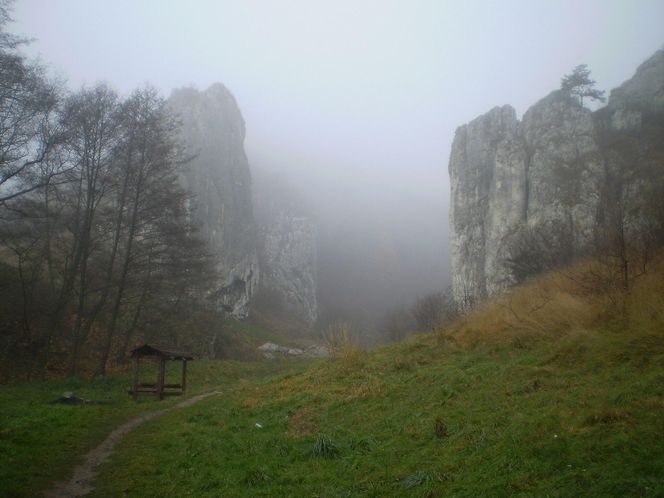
400,471 -> 445,489
310,434 -> 340,459
434,417 -> 449,439
349,435 -> 377,453
324,322 -> 366,370
242,467 -> 271,486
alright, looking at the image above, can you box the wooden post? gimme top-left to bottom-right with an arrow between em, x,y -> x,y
132,357 -> 139,399
156,358 -> 165,400
181,359 -> 187,394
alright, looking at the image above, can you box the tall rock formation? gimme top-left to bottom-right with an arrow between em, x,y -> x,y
260,214 -> 318,325
169,84 -> 259,318
168,86 -> 319,324
449,50 -> 664,307
253,171 -> 318,326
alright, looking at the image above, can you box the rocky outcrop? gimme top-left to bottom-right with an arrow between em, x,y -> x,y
449,105 -> 525,303
169,84 -> 259,318
260,214 -> 318,325
253,171 -> 318,326
168,87 -> 320,323
449,50 -> 664,307
258,342 -> 329,359
606,50 -> 664,114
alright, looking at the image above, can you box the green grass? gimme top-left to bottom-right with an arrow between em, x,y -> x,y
5,259 -> 664,497
88,326 -> 664,497
0,359 -> 305,498
222,317 -> 294,349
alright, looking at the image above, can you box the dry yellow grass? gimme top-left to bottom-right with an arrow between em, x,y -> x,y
439,251 -> 664,349
324,322 -> 366,370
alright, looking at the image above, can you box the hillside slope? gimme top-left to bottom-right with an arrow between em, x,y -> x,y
90,256 -> 664,497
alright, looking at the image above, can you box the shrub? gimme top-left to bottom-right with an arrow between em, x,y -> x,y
411,288 -> 458,332
324,322 -> 365,369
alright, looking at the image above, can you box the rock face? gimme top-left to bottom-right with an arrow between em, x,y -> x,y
253,171 -> 318,326
260,214 -> 318,325
168,86 -> 319,324
169,84 -> 259,318
449,50 -> 664,308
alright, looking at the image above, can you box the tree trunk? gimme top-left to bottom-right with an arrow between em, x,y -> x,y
95,164 -> 144,376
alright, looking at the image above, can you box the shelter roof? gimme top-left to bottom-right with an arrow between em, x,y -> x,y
129,344 -> 193,360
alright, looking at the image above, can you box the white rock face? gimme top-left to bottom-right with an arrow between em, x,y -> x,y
449,105 -> 525,304
449,50 -> 664,308
260,213 -> 318,325
169,84 -> 259,318
252,170 -> 319,326
168,85 -> 320,323
520,90 -> 604,250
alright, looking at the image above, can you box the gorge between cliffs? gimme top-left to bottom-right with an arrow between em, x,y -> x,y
3,3 -> 664,496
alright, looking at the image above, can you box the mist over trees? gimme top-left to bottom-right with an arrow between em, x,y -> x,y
0,7 -> 218,378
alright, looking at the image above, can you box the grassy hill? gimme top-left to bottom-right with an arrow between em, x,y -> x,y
2,255 -> 663,497
88,256 -> 664,497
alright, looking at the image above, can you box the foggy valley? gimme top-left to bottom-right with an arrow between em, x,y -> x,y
7,0 -> 662,340
1,1 -> 664,496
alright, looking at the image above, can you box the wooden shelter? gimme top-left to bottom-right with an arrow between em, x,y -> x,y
129,344 -> 193,399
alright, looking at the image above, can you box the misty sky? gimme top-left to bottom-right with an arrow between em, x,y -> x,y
14,1 -> 663,188
11,0 -> 664,321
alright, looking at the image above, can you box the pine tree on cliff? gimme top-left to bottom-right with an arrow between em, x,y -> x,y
561,64 -> 606,106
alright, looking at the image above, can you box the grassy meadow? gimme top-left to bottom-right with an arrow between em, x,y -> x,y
0,359 -> 307,497
1,255 -> 664,497
90,257 -> 664,497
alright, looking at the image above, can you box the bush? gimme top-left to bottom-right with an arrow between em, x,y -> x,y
323,322 -> 365,369
502,220 -> 575,285
411,288 -> 458,332
381,307 -> 414,343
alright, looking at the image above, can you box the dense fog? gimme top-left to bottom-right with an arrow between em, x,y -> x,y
12,0 -> 664,332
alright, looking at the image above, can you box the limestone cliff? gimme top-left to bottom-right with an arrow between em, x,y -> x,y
168,85 -> 320,323
169,84 -> 258,318
260,213 -> 318,325
253,171 -> 318,326
449,50 -> 664,307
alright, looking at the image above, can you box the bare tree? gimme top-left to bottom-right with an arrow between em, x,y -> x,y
0,2 -> 67,208
0,7 -> 223,376
46,84 -> 121,375
411,288 -> 457,332
0,219 -> 43,341
95,87 -> 212,375
502,220 -> 576,284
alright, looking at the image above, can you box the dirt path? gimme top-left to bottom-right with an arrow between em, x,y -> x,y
44,391 -> 222,498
